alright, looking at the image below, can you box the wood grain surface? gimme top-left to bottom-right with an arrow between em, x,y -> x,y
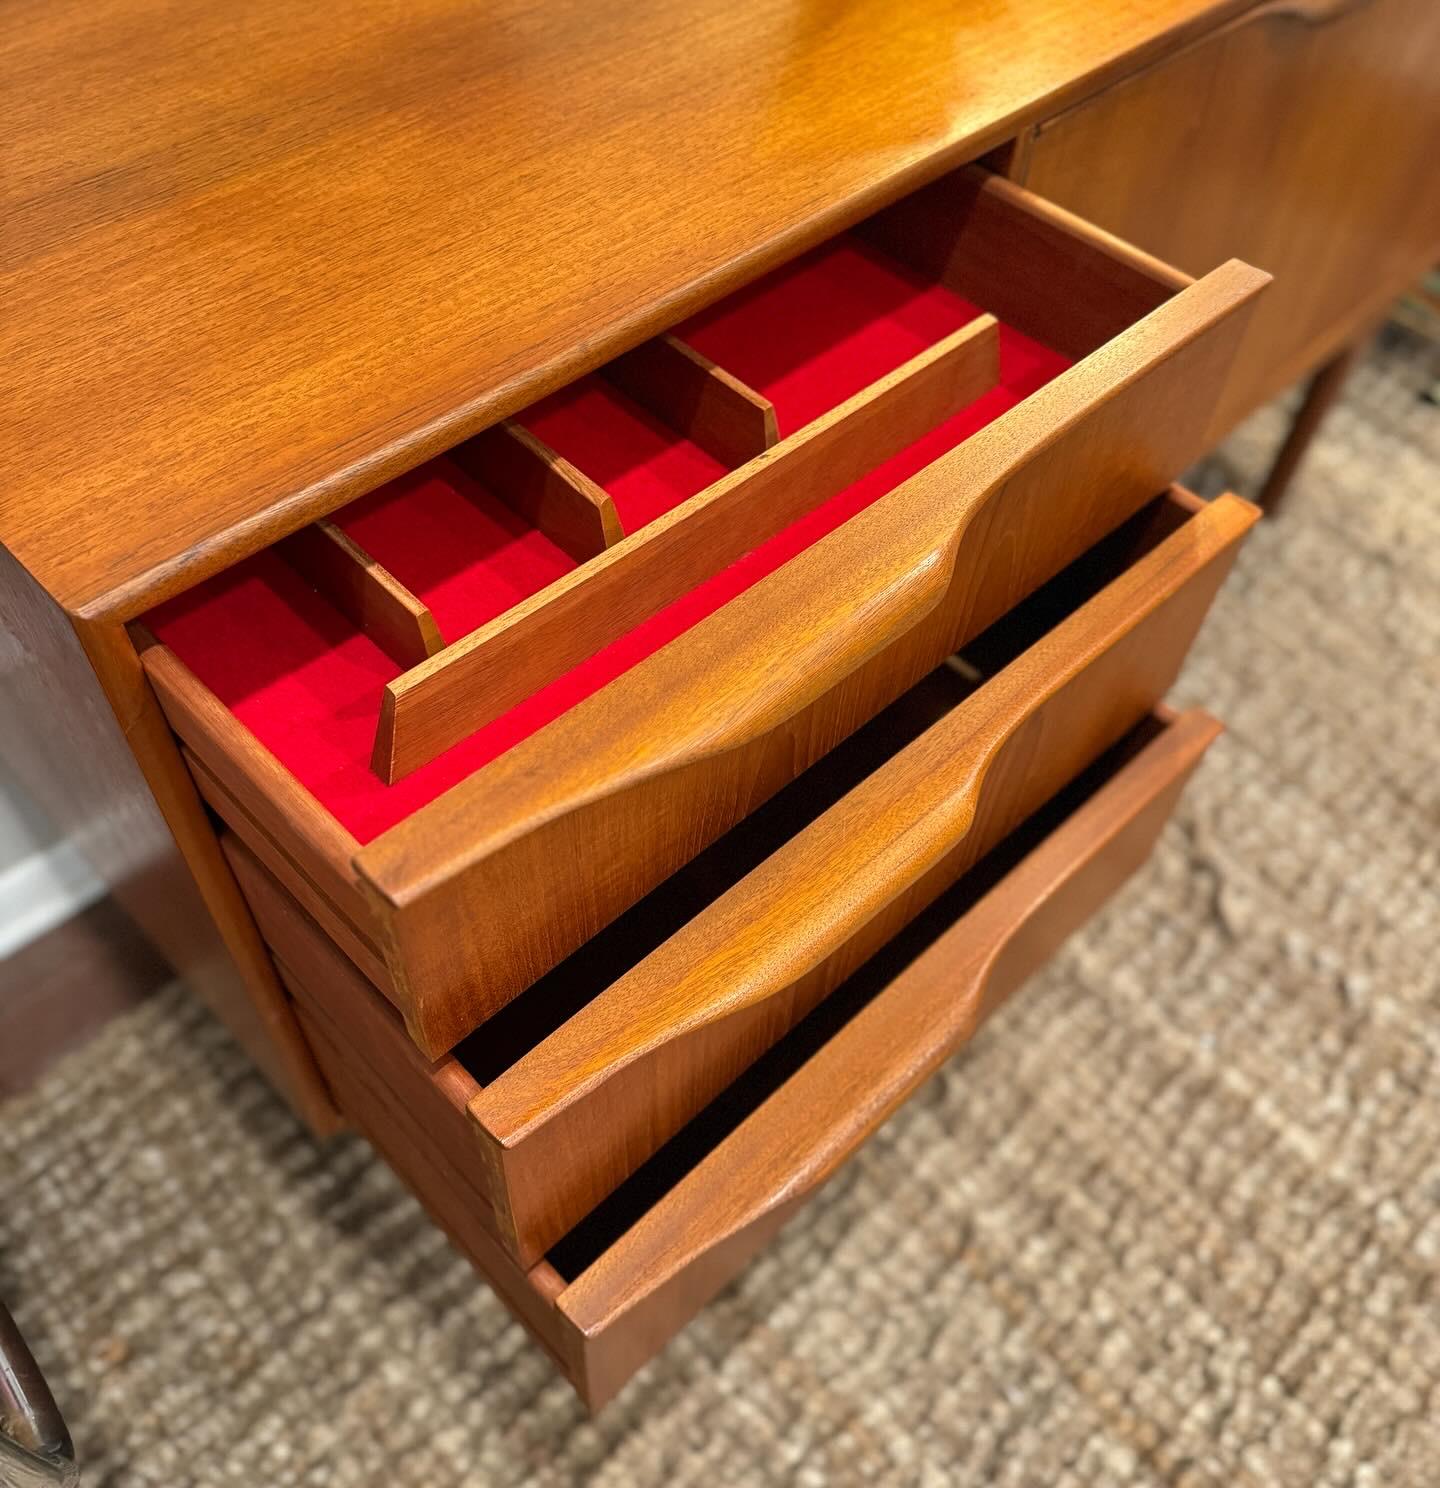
2,0 -> 1255,620
1020,0 -> 1440,430
138,630 -> 371,930
373,313 -> 1000,779
290,998 -> 582,1378
204,491 -> 1251,1269
605,336 -> 778,468
452,422 -> 624,564
561,707 -> 1223,1408
203,753 -> 392,993
371,162 -> 1185,782
354,257 -> 1265,1056
278,520 -> 443,668
466,492 -> 1256,1260
271,703 -> 1222,1407
140,242 -> 1261,1057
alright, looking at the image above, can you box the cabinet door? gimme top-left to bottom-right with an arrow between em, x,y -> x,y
1021,0 -> 1440,431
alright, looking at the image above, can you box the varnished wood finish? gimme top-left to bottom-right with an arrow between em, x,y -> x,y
563,708 -> 1223,1408
228,831 -> 530,1264
145,236 -> 1262,1056
197,749 -> 391,993
228,492 -> 1250,1265
223,835 -> 487,1202
858,169 -> 1190,359
605,336 -> 779,465
375,313 -> 1000,780
0,550 -> 337,1133
138,161 -> 1265,1056
2,0 -> 1262,623
355,258 -> 1265,1055
5,0 -> 1430,1416
468,491 -> 1256,1259
137,631 -> 371,934
283,707 -> 1221,1408
292,1002 -> 584,1378
1021,0 -> 1440,432
373,164 -> 1192,782
452,422 -> 624,563
279,521 -> 443,668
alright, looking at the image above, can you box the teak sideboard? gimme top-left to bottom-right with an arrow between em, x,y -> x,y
4,0 -> 1437,1409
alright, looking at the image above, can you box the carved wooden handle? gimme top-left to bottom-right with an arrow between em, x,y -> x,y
479,492 -> 1253,1176
355,262 -> 1268,1058
561,711 -> 1223,1383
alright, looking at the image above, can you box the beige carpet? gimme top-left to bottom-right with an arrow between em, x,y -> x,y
3,330 -> 1437,1488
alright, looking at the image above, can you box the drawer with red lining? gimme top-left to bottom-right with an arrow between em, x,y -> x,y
139,161 -> 1266,1057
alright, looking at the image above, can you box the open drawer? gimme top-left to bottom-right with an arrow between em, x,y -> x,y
232,486 -> 1255,1266
140,162 -> 1267,1056
286,705 -> 1224,1409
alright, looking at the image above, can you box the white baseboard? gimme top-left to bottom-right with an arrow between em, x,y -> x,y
0,842 -> 106,960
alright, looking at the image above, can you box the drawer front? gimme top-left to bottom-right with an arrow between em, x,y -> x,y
351,255 -> 1263,1058
289,706 -> 1224,1409
1021,0 -> 1440,427
470,488 -> 1254,1260
224,832 -> 492,1214
142,163 -> 1268,1058
558,707 -> 1222,1408
242,485 -> 1254,1271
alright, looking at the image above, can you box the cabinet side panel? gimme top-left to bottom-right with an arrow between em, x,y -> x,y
0,545 -> 337,1133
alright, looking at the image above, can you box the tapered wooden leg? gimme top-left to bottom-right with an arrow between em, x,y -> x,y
1259,337 -> 1370,515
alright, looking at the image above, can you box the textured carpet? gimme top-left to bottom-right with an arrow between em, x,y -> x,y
3,330 -> 1437,1488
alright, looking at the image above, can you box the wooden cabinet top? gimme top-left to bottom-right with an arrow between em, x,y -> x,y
3,0 -> 1245,619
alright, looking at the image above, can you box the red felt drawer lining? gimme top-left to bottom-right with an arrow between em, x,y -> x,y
517,236 -> 1004,533
676,236 -> 984,434
148,291 -> 1068,843
522,378 -> 729,534
330,463 -> 576,644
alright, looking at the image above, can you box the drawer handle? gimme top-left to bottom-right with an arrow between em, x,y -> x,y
475,494 -> 1256,1231
558,709 -> 1222,1380
353,260 -> 1268,1057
